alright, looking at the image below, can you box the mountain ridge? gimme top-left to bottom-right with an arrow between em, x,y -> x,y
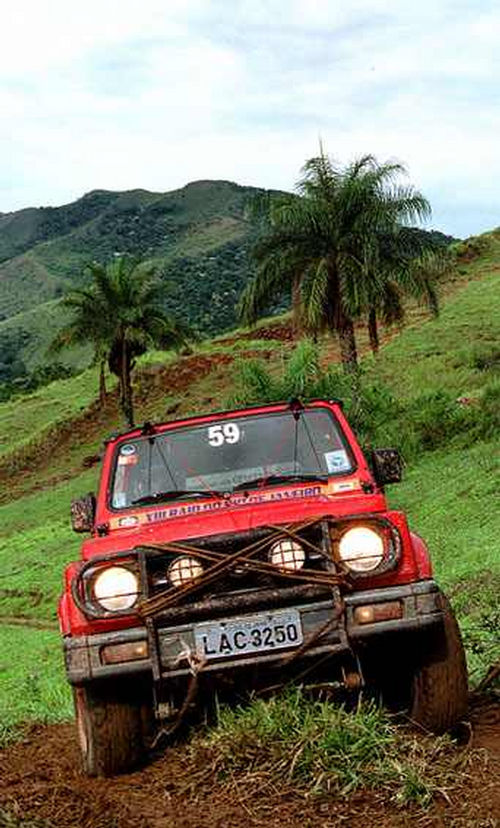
0,179 -> 456,385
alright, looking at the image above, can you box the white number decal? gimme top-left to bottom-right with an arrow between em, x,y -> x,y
223,423 -> 240,444
208,425 -> 224,446
208,423 -> 240,446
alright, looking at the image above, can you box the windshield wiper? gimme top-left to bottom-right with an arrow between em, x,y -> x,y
232,473 -> 328,493
132,489 -> 225,506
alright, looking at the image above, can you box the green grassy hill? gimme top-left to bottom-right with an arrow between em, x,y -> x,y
0,231 -> 498,736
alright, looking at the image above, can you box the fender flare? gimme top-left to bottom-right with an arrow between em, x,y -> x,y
410,531 -> 433,579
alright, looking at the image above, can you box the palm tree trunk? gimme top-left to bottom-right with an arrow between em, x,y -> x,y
98,360 -> 107,407
338,317 -> 358,373
120,336 -> 134,428
291,273 -> 302,338
326,262 -> 359,374
368,308 -> 379,355
338,316 -> 361,411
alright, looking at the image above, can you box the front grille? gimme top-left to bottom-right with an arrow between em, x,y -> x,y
138,519 -> 336,614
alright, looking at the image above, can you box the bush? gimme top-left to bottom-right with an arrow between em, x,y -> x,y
228,341 -> 498,463
474,380 -> 500,440
401,391 -> 472,453
449,235 -> 490,262
228,340 -> 398,448
0,362 -> 78,403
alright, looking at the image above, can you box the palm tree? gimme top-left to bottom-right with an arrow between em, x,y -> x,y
364,234 -> 447,355
50,287 -> 110,406
51,256 -> 189,426
239,152 -> 434,372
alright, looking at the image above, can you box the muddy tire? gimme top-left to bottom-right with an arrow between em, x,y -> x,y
73,683 -> 152,777
409,593 -> 468,733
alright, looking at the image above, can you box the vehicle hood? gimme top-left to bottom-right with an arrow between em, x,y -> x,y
83,481 -> 386,560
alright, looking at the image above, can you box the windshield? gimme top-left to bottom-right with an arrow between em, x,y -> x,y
110,408 -> 353,509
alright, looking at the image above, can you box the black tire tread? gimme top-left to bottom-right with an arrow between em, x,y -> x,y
410,593 -> 468,733
74,684 -> 149,777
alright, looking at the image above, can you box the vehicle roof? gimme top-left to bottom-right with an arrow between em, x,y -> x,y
104,398 -> 344,445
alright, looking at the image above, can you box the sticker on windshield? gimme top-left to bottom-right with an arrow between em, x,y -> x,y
120,444 -> 136,456
113,492 -> 128,508
324,450 -> 350,473
118,454 -> 138,466
207,423 -> 241,447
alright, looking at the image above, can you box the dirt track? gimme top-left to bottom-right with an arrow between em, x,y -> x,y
1,697 -> 499,828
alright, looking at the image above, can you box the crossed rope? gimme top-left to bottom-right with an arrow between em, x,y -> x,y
138,517 -> 345,619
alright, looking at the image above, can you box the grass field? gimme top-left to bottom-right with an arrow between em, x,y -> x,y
0,626 -> 72,745
370,265 -> 500,400
389,440 -> 500,682
0,233 -> 499,741
0,469 -> 97,621
0,368 -> 102,459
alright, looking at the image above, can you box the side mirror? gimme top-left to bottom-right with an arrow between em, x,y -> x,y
70,493 -> 96,533
371,448 -> 403,487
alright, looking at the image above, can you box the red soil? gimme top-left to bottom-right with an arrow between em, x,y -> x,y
1,697 -> 498,828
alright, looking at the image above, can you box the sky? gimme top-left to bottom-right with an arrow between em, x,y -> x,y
1,0 -> 500,237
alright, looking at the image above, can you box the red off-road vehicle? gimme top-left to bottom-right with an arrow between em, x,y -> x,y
59,399 -> 468,776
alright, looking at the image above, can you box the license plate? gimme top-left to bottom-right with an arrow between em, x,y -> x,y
194,609 -> 303,661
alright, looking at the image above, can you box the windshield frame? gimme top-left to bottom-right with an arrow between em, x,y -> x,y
106,403 -> 357,512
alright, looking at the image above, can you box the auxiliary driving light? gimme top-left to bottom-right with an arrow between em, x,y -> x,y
338,526 -> 385,573
269,539 -> 306,572
168,556 -> 204,588
93,566 -> 139,612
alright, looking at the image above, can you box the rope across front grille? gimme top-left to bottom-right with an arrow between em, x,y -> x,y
137,518 -> 345,619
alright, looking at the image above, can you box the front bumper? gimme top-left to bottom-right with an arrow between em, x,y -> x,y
64,579 -> 443,684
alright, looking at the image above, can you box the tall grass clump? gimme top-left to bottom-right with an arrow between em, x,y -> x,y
199,689 -> 470,807
473,379 -> 500,439
466,343 -> 500,373
400,391 -> 472,453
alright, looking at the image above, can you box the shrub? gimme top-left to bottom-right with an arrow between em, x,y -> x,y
228,340 -> 397,448
402,391 -> 472,453
449,235 -> 490,262
228,341 -> 498,463
0,362 -> 77,403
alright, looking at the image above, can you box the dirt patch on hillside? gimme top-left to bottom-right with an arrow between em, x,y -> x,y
0,349 -> 272,505
218,319 -> 295,344
1,697 -> 498,828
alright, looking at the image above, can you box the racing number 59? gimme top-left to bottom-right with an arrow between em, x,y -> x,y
208,423 -> 240,446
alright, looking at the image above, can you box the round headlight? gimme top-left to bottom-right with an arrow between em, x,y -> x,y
168,556 -> 203,588
93,566 -> 139,611
269,539 -> 306,572
338,526 -> 384,573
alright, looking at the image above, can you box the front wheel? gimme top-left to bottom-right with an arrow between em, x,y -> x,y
73,682 -> 153,776
409,593 -> 468,733
361,591 -> 468,734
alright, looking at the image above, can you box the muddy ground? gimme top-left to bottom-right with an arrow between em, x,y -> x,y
1,696 -> 498,828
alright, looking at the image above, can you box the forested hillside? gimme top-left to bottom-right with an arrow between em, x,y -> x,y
0,181 -> 265,384
0,180 -> 455,391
